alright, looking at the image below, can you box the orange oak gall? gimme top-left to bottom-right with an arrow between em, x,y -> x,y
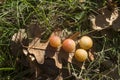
79,36 -> 93,50
49,35 -> 61,48
74,49 -> 88,62
62,39 -> 76,53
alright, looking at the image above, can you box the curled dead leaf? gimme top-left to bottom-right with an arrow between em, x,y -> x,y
89,15 -> 103,30
90,8 -> 119,31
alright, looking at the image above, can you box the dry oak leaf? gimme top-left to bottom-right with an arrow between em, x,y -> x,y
90,8 -> 119,31
28,37 -> 48,64
25,23 -> 46,64
27,30 -> 82,69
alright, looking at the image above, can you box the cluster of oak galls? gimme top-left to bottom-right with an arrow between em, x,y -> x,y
49,35 -> 93,62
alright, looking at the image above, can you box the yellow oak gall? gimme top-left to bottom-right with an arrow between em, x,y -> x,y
79,36 -> 93,50
74,49 -> 88,62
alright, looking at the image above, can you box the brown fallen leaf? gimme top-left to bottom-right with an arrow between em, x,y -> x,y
28,37 -> 48,64
24,23 -> 47,64
23,29 -> 83,69
90,7 -> 119,31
